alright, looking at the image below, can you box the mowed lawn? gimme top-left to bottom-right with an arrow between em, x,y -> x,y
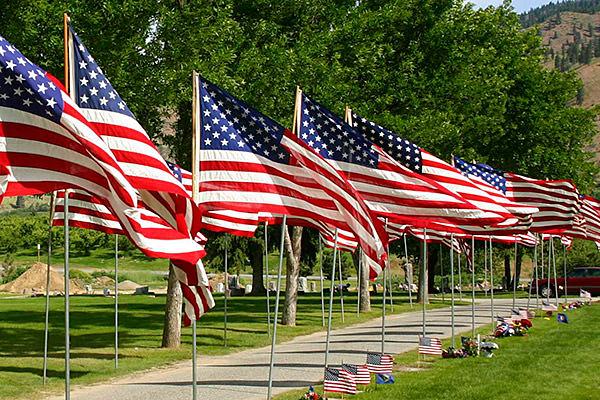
278,304 -> 600,400
0,291 -> 451,400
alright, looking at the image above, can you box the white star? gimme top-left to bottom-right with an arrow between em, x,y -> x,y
4,76 -> 13,85
17,57 -> 26,66
89,70 -> 98,79
80,77 -> 89,86
87,54 -> 95,62
46,97 -> 57,108
118,102 -> 125,110
212,132 -> 219,138
78,44 -> 85,52
90,87 -> 98,96
237,140 -> 245,147
204,138 -> 212,146
79,60 -> 87,69
229,132 -> 236,140
204,124 -> 211,131
278,153 -> 285,159
6,45 -> 15,53
80,94 -> 89,104
37,83 -> 48,94
5,60 -> 16,70
221,139 -> 228,146
0,93 -> 8,100
13,87 -> 23,96
108,91 -> 116,99
99,97 -> 108,106
0,47 -> 5,56
220,125 -> 228,132
14,74 -> 25,84
99,80 -> 107,89
22,98 -> 32,107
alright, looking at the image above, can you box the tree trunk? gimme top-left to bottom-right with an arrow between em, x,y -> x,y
503,254 -> 511,290
15,196 -> 25,209
249,238 -> 266,296
513,245 -> 522,290
161,262 -> 182,348
281,226 -> 302,326
417,242 -> 429,304
353,249 -> 371,312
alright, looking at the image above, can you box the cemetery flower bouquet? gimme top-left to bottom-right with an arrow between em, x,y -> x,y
479,340 -> 499,358
461,336 -> 478,357
300,386 -> 322,400
442,346 -> 467,358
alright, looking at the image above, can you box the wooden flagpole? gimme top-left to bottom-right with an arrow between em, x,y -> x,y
63,14 -> 72,400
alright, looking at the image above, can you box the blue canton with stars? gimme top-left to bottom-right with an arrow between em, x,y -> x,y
166,161 -> 182,182
351,112 -> 422,173
0,35 -> 63,124
69,26 -> 134,118
198,76 -> 289,163
299,94 -> 378,168
453,156 -> 506,194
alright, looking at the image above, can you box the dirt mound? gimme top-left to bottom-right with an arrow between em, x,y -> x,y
0,263 -> 84,294
118,280 -> 142,290
94,276 -> 115,287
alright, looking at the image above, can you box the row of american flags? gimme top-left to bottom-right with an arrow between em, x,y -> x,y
323,352 -> 393,395
2,22 -> 600,325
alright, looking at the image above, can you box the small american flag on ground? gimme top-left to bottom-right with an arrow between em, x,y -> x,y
580,289 -> 592,299
366,352 -> 393,374
342,364 -> 371,385
324,367 -> 357,395
542,301 -> 558,311
419,337 -> 443,355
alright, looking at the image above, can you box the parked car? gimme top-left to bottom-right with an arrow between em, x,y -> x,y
530,267 -> 600,297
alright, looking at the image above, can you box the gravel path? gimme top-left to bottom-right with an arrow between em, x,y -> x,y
44,297 -> 531,400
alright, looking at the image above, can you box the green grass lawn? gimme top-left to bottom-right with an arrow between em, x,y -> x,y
0,291 -> 455,400
277,304 -> 600,400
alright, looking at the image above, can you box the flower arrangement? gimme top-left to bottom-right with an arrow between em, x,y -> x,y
461,336 -> 479,356
442,346 -> 467,358
479,339 -> 499,358
299,386 -> 322,400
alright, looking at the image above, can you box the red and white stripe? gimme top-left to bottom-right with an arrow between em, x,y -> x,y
342,364 -> 371,385
324,368 -> 357,395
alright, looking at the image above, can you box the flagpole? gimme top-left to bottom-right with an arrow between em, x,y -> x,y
324,229 -> 339,369
64,189 -> 71,400
381,260 -> 387,354
43,192 -> 55,385
450,234 -> 455,348
471,236 -> 475,339
403,234 -> 413,308
63,14 -> 72,400
563,244 -> 568,304
439,243 -> 444,303
489,237 -> 494,325
534,235 -> 540,311
114,234 -> 119,369
319,235 -> 325,326
192,318 -> 197,400
337,246 -> 345,322
388,259 -> 394,311
551,238 -> 559,306
541,238 -> 545,280
483,240 -> 488,297
422,228 -> 427,337
512,241 -> 517,309
265,221 -> 271,336
458,250 -> 463,300
546,237 -> 551,303
356,246 -> 361,317
267,215 -> 288,400
224,234 -> 228,347
527,241 -> 534,310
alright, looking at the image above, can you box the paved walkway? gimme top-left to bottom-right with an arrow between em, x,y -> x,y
44,297 -> 531,400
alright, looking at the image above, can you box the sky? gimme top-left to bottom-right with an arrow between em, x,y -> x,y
469,0 -> 555,14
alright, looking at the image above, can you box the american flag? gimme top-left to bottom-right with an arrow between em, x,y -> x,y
166,161 -> 261,237
195,76 -> 388,276
459,240 -> 473,272
66,26 -> 214,322
418,337 -> 443,355
504,172 -> 582,235
298,96 -> 499,232
542,301 -> 558,311
580,289 -> 592,299
342,364 -> 371,385
365,352 -> 393,374
0,35 -> 206,270
323,367 -> 357,395
578,196 -> 600,246
54,190 -> 123,234
350,111 -> 517,231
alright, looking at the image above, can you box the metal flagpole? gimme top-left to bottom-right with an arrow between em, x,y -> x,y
551,238 -> 559,306
319,235 -> 325,326
527,242 -> 534,310
450,234 -> 456,348
458,250 -> 463,300
563,244 -> 568,303
64,190 -> 71,400
388,255 -> 394,311
43,192 -> 55,385
513,242 -> 517,309
541,238 -> 545,280
489,237 -> 494,325
337,246 -> 345,322
484,240 -> 488,297
403,234 -> 413,308
471,236 -> 475,339
546,237 -> 551,303
267,215 -> 288,400
265,222 -> 271,336
114,234 -> 119,368
439,243 -> 444,303
356,247 -> 361,317
224,235 -> 229,346
381,259 -> 388,354
192,318 -> 197,400
323,229 -> 339,369
535,235 -> 540,310
422,228 -> 427,337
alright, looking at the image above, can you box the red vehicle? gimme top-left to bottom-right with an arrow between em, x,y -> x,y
531,267 -> 600,297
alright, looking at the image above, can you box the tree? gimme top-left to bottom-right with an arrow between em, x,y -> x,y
281,226 -> 303,326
